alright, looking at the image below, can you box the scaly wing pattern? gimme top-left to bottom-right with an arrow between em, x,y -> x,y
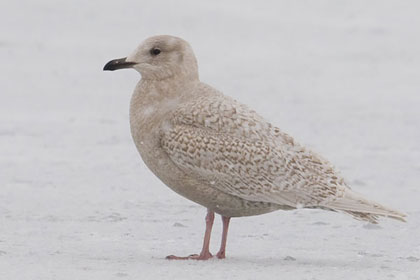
161,92 -> 406,222
161,93 -> 345,208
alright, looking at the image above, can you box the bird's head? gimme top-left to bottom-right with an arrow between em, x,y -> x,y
103,35 -> 199,81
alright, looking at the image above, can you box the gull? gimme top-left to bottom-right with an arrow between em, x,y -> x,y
104,35 -> 406,260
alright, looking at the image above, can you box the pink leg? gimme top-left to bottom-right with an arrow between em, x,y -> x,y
166,209 -> 215,260
216,216 -> 231,259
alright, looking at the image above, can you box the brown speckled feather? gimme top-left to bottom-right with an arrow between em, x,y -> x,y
161,90 -> 405,223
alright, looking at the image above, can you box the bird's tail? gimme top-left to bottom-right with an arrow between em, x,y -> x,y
325,190 -> 407,224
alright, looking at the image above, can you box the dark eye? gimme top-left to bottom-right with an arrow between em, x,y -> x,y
150,48 -> 161,56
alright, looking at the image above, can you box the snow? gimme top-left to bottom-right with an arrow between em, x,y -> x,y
1,0 -> 420,279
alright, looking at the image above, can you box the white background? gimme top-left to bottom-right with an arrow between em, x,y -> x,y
1,1 -> 419,279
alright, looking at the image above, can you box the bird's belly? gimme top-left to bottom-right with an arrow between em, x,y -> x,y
133,134 -> 285,217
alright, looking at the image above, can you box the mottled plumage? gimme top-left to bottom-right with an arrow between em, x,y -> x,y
161,86 -> 404,223
104,35 -> 406,260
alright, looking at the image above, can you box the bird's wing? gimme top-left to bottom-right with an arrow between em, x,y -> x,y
160,123 -> 344,208
161,90 -> 406,221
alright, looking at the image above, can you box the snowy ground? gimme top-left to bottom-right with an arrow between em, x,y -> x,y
1,1 -> 420,279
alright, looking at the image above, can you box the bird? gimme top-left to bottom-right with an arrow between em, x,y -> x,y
103,35 -> 406,260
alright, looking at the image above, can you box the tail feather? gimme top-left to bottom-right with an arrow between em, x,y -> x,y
325,190 -> 407,223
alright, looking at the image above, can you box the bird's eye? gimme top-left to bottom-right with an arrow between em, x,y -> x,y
150,48 -> 161,56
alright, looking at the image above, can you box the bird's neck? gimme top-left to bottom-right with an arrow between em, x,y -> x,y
136,76 -> 199,103
129,77 -> 198,132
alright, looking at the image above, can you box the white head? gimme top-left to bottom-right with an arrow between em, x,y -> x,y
104,35 -> 199,81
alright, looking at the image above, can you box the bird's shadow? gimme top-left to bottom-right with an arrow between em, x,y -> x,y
158,254 -> 382,269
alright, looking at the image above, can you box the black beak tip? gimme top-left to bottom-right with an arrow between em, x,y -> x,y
103,57 -> 136,71
103,60 -> 116,71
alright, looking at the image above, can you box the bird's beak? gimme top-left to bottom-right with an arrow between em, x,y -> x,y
103,57 -> 137,71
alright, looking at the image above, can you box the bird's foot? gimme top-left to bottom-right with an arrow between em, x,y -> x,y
166,252 -> 213,260
215,250 -> 226,259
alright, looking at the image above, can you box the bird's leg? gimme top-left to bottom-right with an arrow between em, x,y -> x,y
215,216 -> 231,259
166,209 -> 215,260
194,210 -> 215,259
